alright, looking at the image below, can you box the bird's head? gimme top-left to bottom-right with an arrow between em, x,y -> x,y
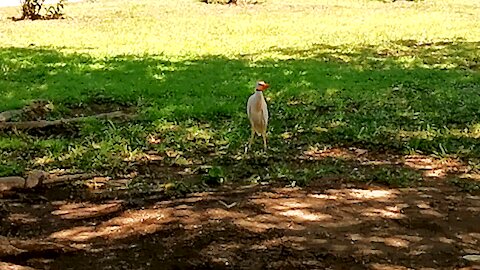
255,81 -> 270,92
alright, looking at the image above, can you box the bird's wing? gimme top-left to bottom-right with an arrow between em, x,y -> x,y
262,98 -> 268,126
247,94 -> 254,118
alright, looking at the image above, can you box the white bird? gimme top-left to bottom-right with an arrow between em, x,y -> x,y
245,80 -> 270,153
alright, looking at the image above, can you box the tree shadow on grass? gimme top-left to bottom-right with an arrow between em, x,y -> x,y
1,42 -> 480,270
2,39 -> 479,144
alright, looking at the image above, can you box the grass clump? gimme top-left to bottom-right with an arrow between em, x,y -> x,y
13,0 -> 65,21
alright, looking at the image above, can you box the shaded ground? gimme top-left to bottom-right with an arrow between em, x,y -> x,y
1,165 -> 480,269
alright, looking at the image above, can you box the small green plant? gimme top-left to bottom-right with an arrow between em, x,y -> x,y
203,166 -> 226,186
450,178 -> 480,192
368,167 -> 421,187
14,0 -> 65,21
0,161 -> 24,177
45,0 -> 65,19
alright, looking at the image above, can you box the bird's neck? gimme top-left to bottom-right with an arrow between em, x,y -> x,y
255,90 -> 264,95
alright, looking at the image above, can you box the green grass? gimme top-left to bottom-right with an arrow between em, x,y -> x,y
0,0 -> 479,187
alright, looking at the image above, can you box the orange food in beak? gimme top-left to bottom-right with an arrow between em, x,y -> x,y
259,83 -> 269,91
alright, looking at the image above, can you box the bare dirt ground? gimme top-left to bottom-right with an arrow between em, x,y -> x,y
1,172 -> 480,270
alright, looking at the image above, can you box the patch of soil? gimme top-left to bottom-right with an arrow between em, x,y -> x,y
1,177 -> 479,269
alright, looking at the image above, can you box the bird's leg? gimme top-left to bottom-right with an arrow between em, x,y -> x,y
245,129 -> 255,154
262,132 -> 267,152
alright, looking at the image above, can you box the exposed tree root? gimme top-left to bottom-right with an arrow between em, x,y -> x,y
0,111 -> 134,130
43,173 -> 96,185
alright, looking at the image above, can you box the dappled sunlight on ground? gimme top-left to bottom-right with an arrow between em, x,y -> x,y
2,181 -> 480,269
302,147 -> 358,160
369,263 -> 411,270
42,183 -> 478,261
348,233 -> 421,249
46,186 -> 402,241
50,207 -> 174,242
7,213 -> 39,225
301,146 -> 473,180
335,188 -> 397,200
249,187 -> 403,230
403,155 -> 466,178
459,173 -> 480,182
51,201 -> 122,220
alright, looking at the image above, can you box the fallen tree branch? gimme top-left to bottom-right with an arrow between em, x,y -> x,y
43,173 -> 96,185
0,111 -> 134,130
1,171 -> 99,191
0,109 -> 23,122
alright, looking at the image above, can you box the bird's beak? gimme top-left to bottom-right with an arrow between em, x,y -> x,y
256,83 -> 270,91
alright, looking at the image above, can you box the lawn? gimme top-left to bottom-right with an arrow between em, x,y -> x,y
0,0 -> 479,184
1,0 -> 480,269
